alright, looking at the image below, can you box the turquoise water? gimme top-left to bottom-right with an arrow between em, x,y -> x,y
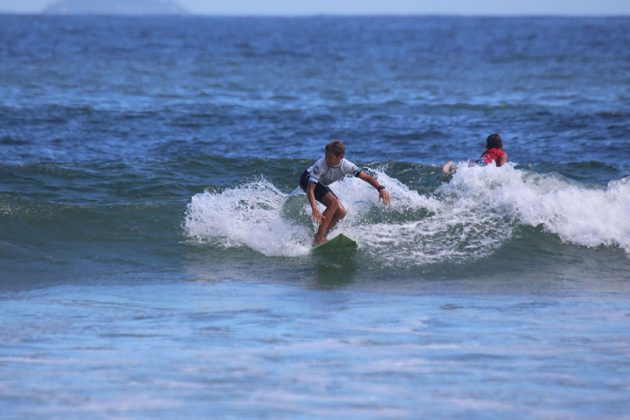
1,16 -> 629,417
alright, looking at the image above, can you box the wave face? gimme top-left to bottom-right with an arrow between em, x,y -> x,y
4,158 -> 628,290
184,165 -> 630,264
445,165 -> 630,253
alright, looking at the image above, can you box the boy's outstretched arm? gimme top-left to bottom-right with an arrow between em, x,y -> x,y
306,183 -> 324,223
358,171 -> 391,205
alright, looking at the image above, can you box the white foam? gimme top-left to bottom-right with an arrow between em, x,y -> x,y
444,163 -> 630,254
343,169 -> 512,265
184,178 -> 311,257
183,167 -> 630,261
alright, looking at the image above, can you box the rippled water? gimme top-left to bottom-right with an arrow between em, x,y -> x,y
1,15 -> 629,417
3,281 -> 629,417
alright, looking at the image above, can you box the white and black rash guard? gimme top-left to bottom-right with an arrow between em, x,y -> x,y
307,158 -> 362,186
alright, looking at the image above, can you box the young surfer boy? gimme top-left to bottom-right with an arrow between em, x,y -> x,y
442,133 -> 508,174
299,140 -> 391,245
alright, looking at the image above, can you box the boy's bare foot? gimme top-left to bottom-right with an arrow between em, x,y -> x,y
313,235 -> 327,246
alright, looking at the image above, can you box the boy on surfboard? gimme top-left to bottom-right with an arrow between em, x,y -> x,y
442,133 -> 508,174
299,140 -> 390,245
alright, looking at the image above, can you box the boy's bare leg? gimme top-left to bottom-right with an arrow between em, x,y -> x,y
314,193 -> 340,245
325,204 -> 347,236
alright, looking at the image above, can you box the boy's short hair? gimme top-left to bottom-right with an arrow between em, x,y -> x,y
486,133 -> 503,149
325,140 -> 345,156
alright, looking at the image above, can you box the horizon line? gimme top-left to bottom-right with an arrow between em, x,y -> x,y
1,11 -> 629,18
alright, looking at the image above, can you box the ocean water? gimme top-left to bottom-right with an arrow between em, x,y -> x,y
1,15 -> 629,417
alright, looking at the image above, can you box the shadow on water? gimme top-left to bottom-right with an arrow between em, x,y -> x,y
311,250 -> 359,289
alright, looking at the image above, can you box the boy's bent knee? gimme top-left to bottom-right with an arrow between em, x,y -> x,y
324,195 -> 340,210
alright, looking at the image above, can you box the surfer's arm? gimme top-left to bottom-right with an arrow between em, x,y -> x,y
496,152 -> 508,167
306,183 -> 324,223
357,171 -> 390,205
442,160 -> 457,174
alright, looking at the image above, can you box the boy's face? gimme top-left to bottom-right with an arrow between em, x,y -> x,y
325,152 -> 343,167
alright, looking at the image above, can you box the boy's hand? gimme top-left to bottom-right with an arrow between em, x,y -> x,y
379,189 -> 391,205
311,208 -> 324,224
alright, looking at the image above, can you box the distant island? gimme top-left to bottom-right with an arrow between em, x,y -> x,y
43,0 -> 187,15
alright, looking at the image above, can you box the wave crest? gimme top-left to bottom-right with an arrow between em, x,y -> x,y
184,166 -> 630,262
444,164 -> 630,254
184,178 -> 311,257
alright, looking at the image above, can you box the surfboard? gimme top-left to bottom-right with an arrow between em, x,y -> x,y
311,233 -> 358,253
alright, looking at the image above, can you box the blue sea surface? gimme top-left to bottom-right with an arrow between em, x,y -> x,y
1,15 -> 629,417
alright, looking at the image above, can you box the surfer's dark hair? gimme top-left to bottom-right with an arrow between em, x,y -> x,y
325,140 -> 345,156
486,133 -> 503,149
